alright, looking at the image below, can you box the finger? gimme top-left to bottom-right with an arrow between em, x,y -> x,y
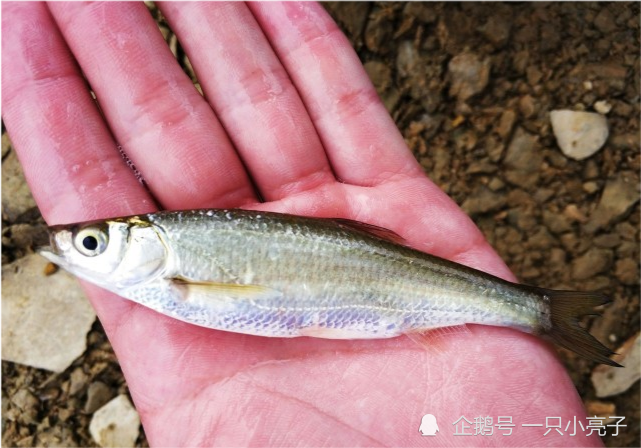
248,2 -> 424,187
2,1 -> 250,428
158,2 -> 336,201
2,1 -> 154,224
47,1 -> 257,209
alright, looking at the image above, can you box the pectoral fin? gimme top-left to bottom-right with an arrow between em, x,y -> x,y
172,277 -> 282,305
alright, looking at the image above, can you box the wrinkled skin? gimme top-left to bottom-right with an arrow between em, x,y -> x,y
2,2 -> 602,447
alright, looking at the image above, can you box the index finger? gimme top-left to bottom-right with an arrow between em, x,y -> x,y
1,1 -> 154,224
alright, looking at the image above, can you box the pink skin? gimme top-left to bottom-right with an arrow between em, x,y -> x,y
2,2 -> 602,446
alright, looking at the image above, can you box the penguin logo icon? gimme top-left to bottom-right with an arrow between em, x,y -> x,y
419,414 -> 439,436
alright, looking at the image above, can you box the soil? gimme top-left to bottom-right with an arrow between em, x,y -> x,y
2,2 -> 639,447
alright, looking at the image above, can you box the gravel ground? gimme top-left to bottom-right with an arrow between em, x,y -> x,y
2,2 -> 639,447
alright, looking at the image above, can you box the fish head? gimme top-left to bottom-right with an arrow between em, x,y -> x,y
39,217 -> 169,292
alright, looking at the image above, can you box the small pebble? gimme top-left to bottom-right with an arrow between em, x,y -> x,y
571,247 -> 613,280
585,172 -> 639,232
582,181 -> 600,194
614,258 -> 639,286
592,333 -> 641,398
550,110 -> 609,160
85,381 -> 113,414
44,263 -> 59,276
448,52 -> 491,102
89,395 -> 140,448
585,400 -> 616,421
594,100 -> 612,114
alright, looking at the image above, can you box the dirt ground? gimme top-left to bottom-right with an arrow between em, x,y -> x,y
2,2 -> 639,447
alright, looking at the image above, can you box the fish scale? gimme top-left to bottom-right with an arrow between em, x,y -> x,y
142,209 -> 544,337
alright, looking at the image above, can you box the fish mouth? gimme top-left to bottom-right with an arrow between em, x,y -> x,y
36,243 -> 65,267
36,230 -> 68,267
37,245 -> 65,267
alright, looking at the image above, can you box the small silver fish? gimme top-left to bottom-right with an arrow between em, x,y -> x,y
39,209 -> 619,366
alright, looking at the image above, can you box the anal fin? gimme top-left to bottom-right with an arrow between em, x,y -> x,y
405,325 -> 473,354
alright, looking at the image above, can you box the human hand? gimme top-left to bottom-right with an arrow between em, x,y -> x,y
2,2 -> 602,446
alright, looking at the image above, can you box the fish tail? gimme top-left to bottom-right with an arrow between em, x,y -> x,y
538,288 -> 621,367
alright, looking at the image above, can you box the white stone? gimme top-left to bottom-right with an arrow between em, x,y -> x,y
591,333 -> 640,398
89,395 -> 141,448
594,100 -> 612,114
1,254 -> 96,372
550,110 -> 609,160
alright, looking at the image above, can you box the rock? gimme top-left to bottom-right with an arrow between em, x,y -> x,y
563,204 -> 588,223
616,222 -> 637,241
5,223 -> 49,250
478,15 -> 511,48
614,258 -> 638,286
592,333 -> 641,398
526,66 -> 543,86
1,254 -> 96,372
570,248 -> 613,280
364,8 -> 393,53
403,2 -> 437,24
503,128 -> 543,188
582,181 -> 600,194
540,23 -> 561,52
495,109 -> 516,139
543,210 -> 572,234
518,94 -> 536,118
583,160 -> 600,179
364,61 -> 392,94
11,389 -> 39,425
396,40 -> 420,79
594,100 -> 612,114
447,53 -> 491,102
89,395 -> 140,448
35,427 -> 78,448
617,241 -> 638,259
533,188 -> 554,204
461,188 -> 507,215
593,234 -> 621,248
69,367 -> 90,397
487,177 -> 505,191
85,382 -> 114,414
610,133 -> 640,150
550,110 -> 609,160
585,400 -> 616,420
528,227 -> 555,249
593,8 -> 617,34
466,159 -> 496,175
1,148 -> 37,222
2,132 -> 11,158
585,172 -> 639,232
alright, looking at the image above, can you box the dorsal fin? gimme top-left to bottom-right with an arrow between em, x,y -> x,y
330,218 -> 407,246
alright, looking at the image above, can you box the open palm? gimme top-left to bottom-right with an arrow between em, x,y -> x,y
3,2 -> 601,446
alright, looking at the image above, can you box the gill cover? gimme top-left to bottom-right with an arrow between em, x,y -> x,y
41,218 -> 168,290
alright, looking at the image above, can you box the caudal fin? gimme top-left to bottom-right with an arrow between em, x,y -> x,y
540,289 -> 621,367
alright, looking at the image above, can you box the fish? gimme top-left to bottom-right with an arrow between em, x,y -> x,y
38,208 -> 620,367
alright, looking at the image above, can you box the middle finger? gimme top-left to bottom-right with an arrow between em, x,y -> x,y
158,1 -> 337,201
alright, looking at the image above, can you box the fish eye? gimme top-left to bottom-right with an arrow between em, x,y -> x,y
74,227 -> 108,257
